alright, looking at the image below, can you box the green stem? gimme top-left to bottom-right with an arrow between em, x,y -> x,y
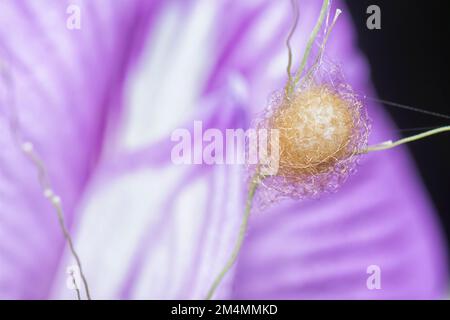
293,0 -> 329,87
205,176 -> 260,300
300,8 -> 341,87
361,126 -> 450,153
285,0 -> 300,97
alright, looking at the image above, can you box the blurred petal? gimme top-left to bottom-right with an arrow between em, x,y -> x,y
0,0 -> 154,298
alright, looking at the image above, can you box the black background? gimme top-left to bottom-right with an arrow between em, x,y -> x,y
347,1 -> 450,256
0,300 -> 444,317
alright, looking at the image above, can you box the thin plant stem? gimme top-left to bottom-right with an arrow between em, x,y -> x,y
22,146 -> 92,300
361,95 -> 450,120
1,61 -> 92,300
293,0 -> 329,87
52,196 -> 92,300
300,8 -> 341,86
205,176 -> 260,300
360,125 -> 450,154
285,0 -> 300,97
69,270 -> 82,300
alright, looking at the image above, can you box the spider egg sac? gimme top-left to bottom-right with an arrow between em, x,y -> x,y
253,78 -> 370,205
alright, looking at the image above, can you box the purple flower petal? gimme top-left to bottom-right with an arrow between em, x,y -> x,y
0,0 -> 155,299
